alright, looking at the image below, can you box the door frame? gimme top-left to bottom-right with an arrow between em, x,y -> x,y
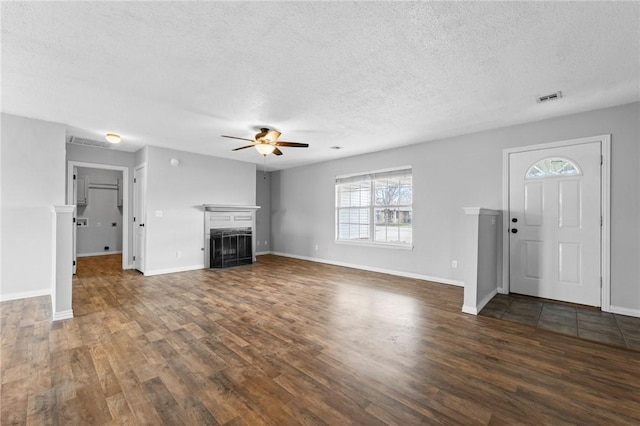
133,163 -> 146,273
67,161 -> 131,271
501,134 -> 611,311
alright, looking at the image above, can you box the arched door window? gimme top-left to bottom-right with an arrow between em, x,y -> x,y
525,157 -> 581,179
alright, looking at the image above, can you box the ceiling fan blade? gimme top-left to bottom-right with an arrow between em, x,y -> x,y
275,141 -> 309,148
232,144 -> 256,151
264,130 -> 281,142
222,135 -> 254,142
273,147 -> 283,156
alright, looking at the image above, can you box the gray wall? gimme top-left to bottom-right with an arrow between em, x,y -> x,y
1,113 -> 67,299
75,167 -> 123,255
271,102 -> 640,312
143,146 -> 256,274
256,171 -> 271,253
66,143 -> 136,266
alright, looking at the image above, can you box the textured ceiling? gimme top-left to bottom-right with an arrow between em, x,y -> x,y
2,2 -> 639,170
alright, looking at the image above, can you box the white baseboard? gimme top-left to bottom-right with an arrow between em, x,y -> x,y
256,251 -> 272,256
0,288 -> 51,302
609,305 -> 640,318
52,310 -> 74,321
270,252 -> 464,287
475,288 -> 498,314
143,264 -> 205,277
462,305 -> 479,315
462,289 -> 498,315
77,251 -> 122,257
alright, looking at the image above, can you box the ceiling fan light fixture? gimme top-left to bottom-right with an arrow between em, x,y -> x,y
105,132 -> 121,144
255,143 -> 276,156
223,127 -> 308,156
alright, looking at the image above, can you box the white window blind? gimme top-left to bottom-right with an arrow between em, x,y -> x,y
335,167 -> 412,246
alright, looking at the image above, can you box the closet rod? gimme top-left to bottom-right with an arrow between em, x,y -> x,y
88,183 -> 119,189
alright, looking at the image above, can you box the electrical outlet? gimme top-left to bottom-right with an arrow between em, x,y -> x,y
451,260 -> 458,268
315,244 -> 319,251
176,250 -> 182,259
264,241 -> 268,246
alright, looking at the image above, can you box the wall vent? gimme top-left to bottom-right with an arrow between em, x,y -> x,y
536,91 -> 563,103
68,136 -> 112,149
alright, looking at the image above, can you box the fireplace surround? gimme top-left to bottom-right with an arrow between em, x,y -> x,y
203,205 -> 260,268
210,227 -> 253,268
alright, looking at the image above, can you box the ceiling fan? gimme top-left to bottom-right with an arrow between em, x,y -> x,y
222,128 -> 309,156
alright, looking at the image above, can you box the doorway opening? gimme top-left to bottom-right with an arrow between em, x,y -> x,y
67,161 -> 130,273
74,167 -> 123,257
502,135 -> 611,311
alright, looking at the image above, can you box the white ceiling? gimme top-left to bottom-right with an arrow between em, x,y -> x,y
2,2 -> 639,170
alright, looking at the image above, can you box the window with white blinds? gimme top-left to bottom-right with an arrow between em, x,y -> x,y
335,167 -> 412,246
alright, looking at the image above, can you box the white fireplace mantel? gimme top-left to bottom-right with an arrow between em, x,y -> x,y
203,204 -> 260,212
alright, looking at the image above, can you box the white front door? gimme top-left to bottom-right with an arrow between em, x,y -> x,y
133,165 -> 146,273
508,142 -> 601,306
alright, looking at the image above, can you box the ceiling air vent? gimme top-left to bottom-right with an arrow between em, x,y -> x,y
68,136 -> 113,149
536,91 -> 563,103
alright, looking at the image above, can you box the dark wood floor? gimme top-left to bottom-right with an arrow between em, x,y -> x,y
2,254 -> 639,425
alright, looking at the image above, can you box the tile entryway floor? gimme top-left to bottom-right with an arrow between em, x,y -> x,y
480,294 -> 640,351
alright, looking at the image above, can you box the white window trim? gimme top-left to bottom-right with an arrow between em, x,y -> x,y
335,165 -> 413,247
335,240 -> 414,250
335,165 -> 413,180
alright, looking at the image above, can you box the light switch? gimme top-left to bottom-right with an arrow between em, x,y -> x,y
155,210 -> 163,217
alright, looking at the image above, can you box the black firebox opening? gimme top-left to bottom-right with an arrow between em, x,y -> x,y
210,228 -> 252,268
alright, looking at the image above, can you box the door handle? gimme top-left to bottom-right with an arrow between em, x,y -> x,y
511,228 -> 518,233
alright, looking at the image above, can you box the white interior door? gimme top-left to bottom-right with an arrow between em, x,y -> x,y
509,142 -> 601,306
72,166 -> 78,274
133,165 -> 146,273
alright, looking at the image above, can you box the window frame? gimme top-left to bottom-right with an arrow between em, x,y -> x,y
335,166 -> 413,249
525,157 -> 582,179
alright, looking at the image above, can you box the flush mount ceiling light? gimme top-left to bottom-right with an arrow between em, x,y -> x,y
105,133 -> 121,144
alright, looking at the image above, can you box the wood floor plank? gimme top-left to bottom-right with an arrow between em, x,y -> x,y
142,376 -> 186,425
105,392 -> 133,421
1,253 -> 639,425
